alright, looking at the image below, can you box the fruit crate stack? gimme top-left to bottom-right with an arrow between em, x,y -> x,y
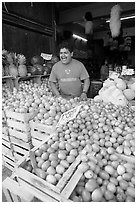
2,173 -> 36,202
2,110 -> 15,171
4,110 -> 37,164
29,120 -> 56,147
15,134 -> 85,202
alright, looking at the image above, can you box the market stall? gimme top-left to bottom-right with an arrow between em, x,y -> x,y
2,2 -> 135,203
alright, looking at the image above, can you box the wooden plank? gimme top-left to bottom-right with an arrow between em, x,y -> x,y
61,170 -> 83,199
10,136 -> 31,150
2,177 -> 34,202
2,145 -> 14,158
5,110 -> 37,122
2,138 -> 11,149
3,162 -> 14,172
16,168 -> 61,194
18,178 -> 59,202
31,130 -> 50,140
14,152 -> 24,161
56,155 -> 81,190
2,126 -> 8,135
30,121 -> 56,134
2,133 -> 10,142
13,145 -> 29,156
32,138 -> 43,147
2,188 -> 13,202
8,128 -> 30,142
116,153 -> 135,164
2,155 -> 15,170
10,192 -> 19,202
7,119 -> 30,132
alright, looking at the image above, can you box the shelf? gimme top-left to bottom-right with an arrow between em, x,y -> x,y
2,74 -> 50,90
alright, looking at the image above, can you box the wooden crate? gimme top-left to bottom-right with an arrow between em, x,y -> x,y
115,153 -> 135,164
2,110 -> 7,124
2,173 -> 68,202
5,110 -> 37,160
15,137 -> 83,201
2,173 -> 34,202
2,125 -> 15,171
29,121 -> 56,146
2,154 -> 15,172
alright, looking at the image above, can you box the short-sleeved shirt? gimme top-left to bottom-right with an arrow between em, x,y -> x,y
49,58 -> 89,97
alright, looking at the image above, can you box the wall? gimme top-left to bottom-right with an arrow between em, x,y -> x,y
2,2 -> 55,62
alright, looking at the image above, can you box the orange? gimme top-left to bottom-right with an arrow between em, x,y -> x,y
91,188 -> 103,201
47,166 -> 56,175
41,161 -> 51,171
107,182 -> 116,193
46,175 -> 57,184
56,164 -> 65,174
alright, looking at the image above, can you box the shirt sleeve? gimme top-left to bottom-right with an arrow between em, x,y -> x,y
85,21 -> 93,34
49,65 -> 57,82
80,63 -> 89,80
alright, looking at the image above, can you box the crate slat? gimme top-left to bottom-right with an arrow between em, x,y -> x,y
16,168 -> 61,194
18,178 -> 59,202
116,153 -> 135,164
2,133 -> 10,142
2,176 -> 34,202
2,155 -> 15,171
13,145 -> 29,156
8,128 -> 30,142
7,119 -> 30,132
2,138 -> 11,149
2,126 -> 8,135
10,136 -> 31,150
31,130 -> 49,141
2,145 -> 14,158
30,121 -> 56,134
56,155 -> 81,190
5,110 -> 37,122
32,138 -> 43,147
61,170 -> 83,199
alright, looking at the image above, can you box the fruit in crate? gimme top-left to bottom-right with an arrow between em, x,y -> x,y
123,89 -> 135,101
31,55 -> 44,65
7,52 -> 18,77
2,50 -> 9,76
15,97 -> 134,202
96,75 -> 135,106
17,54 -> 27,77
51,55 -> 59,64
33,64 -> 44,75
27,65 -> 38,75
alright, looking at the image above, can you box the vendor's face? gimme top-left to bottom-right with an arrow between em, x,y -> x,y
60,48 -> 73,64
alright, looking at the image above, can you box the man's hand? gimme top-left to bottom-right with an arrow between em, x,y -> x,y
80,92 -> 87,100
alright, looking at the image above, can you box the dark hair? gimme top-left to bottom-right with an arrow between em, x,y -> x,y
85,12 -> 93,21
59,41 -> 73,53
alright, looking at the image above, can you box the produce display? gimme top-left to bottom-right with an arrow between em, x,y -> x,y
94,72 -> 135,106
23,99 -> 134,202
2,76 -> 135,202
2,50 -> 27,77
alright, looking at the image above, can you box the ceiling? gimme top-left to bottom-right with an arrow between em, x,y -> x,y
54,2 -> 135,34
54,2 -> 92,12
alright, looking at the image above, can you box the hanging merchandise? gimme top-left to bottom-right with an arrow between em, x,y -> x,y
109,4 -> 122,38
124,36 -> 132,51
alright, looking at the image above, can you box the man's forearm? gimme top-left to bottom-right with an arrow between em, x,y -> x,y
50,82 -> 60,96
82,78 -> 90,93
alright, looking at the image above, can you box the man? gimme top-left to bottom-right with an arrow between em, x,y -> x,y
49,41 -> 90,99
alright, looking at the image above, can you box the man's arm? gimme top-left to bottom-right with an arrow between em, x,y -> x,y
49,82 -> 60,97
82,78 -> 90,93
80,78 -> 90,99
